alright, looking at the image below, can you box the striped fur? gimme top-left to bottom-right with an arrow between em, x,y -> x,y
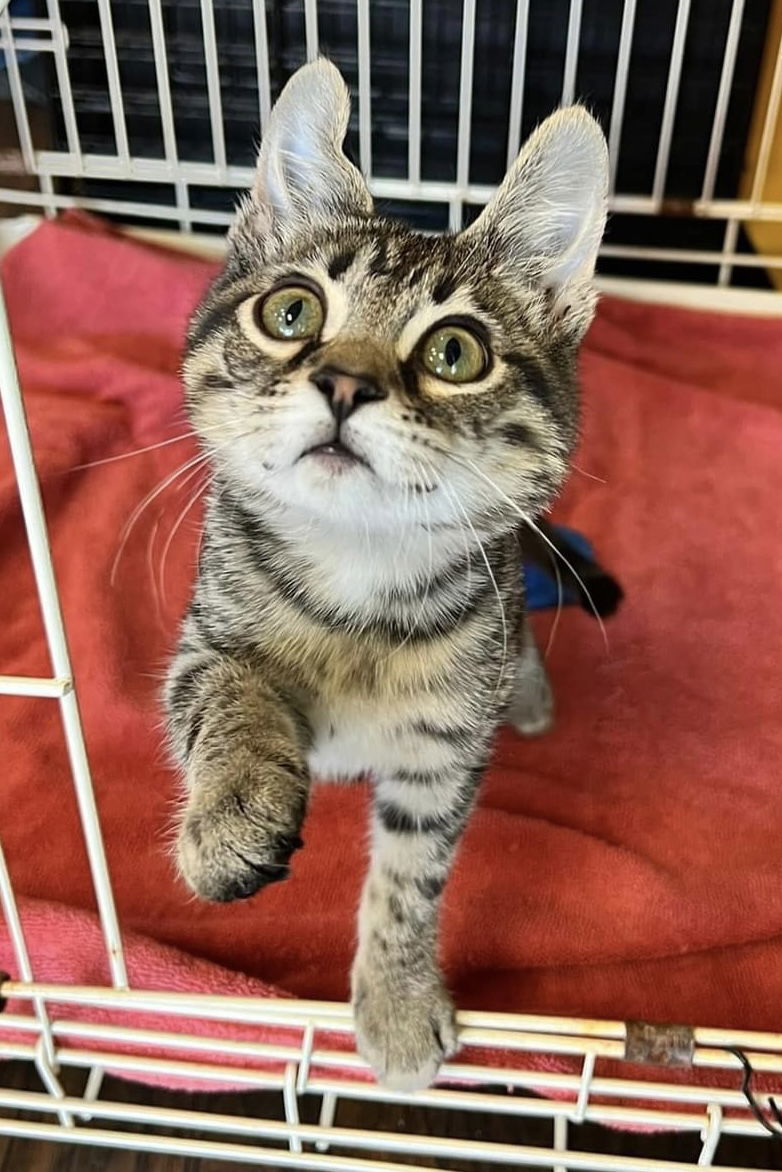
165,60 -> 608,1089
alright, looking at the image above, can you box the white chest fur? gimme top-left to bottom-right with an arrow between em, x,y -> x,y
306,688 -> 463,782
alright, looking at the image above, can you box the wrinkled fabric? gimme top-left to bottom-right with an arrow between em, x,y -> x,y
0,214 -> 781,1096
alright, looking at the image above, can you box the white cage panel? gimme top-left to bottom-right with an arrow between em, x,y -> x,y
0,0 -> 778,283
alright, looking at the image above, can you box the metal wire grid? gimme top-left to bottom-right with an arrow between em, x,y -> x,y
0,0 -> 779,280
0,0 -> 781,1166
4,973 -> 782,1166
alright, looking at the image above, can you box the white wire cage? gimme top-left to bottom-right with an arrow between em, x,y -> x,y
0,0 -> 782,1168
0,0 -> 780,283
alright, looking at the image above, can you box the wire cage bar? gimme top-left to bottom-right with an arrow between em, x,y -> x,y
0,0 -> 781,1167
0,0 -> 777,279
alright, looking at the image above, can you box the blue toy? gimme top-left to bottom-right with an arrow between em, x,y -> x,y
523,524 -> 623,617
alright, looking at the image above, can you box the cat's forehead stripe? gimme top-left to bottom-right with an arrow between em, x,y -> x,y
431,275 -> 458,305
321,234 -> 460,296
369,239 -> 391,276
327,249 -> 356,281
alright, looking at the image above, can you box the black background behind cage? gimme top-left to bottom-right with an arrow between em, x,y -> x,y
18,0 -> 777,284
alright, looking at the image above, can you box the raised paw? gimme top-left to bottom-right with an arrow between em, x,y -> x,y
352,962 -> 458,1091
177,763 -> 307,902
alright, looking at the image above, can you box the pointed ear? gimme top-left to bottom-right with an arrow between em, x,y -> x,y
465,107 -> 608,335
251,58 -> 372,235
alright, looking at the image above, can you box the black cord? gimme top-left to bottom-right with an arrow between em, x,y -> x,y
725,1046 -> 782,1139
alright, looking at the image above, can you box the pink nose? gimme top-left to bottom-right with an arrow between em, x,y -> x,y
311,366 -> 387,424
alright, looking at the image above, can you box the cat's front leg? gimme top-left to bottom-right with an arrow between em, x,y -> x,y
352,748 -> 487,1090
165,644 -> 310,902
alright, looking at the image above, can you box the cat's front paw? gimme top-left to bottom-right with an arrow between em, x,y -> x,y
352,961 -> 458,1091
177,763 -> 307,902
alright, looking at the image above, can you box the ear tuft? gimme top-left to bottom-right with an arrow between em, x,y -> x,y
465,106 -> 608,335
252,58 -> 372,234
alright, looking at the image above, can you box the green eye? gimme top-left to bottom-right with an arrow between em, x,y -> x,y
258,285 -> 324,340
421,325 -> 487,384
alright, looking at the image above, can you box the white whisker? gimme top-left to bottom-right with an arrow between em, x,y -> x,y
418,457 -> 474,609
146,512 -> 164,630
384,460 -> 435,662
110,450 -> 212,588
432,463 -> 508,701
520,513 -> 608,651
72,421 -> 225,471
158,471 -> 212,608
442,451 -> 608,652
543,549 -> 564,660
571,462 -> 606,485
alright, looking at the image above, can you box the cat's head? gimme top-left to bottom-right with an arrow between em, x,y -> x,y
184,59 -> 608,536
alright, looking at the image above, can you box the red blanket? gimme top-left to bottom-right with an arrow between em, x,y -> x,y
1,214 -> 781,1085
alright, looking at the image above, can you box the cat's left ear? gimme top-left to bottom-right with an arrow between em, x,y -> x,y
251,58 -> 372,236
464,107 -> 608,337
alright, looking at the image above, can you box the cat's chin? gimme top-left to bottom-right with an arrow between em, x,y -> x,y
261,462 -> 422,533
299,440 -> 370,471
276,455 -> 376,509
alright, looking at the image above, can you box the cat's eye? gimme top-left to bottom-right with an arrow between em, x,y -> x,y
421,325 -> 487,384
257,285 -> 324,341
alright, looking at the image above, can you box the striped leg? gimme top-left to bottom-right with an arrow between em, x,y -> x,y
352,750 -> 486,1090
165,637 -> 310,902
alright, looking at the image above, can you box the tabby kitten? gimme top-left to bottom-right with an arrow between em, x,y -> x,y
165,59 -> 608,1090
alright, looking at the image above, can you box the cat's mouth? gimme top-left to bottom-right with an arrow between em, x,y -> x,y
301,439 -> 370,469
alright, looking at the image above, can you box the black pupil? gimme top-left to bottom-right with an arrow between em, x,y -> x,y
285,298 -> 303,325
444,336 -> 462,367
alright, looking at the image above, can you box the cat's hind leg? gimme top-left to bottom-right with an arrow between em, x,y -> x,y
507,620 -> 554,737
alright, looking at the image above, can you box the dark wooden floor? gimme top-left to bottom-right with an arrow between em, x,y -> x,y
0,1061 -> 780,1171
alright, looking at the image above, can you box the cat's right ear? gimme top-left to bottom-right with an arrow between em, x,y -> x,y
249,58 -> 372,237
